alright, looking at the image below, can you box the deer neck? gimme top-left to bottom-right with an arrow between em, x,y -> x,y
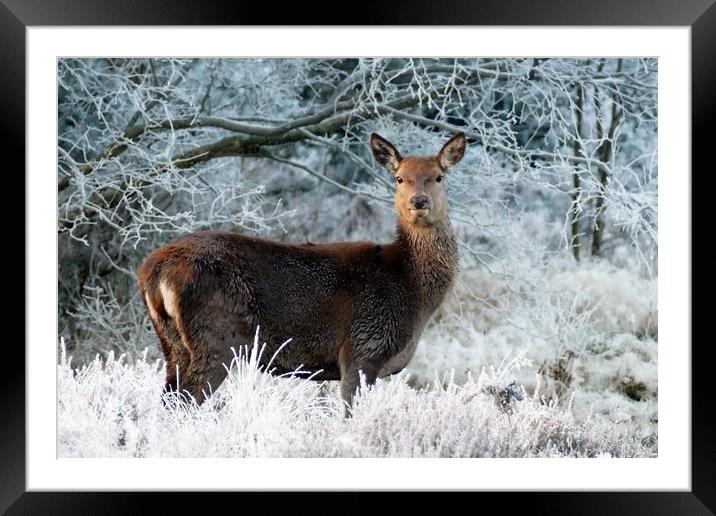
396,218 -> 459,313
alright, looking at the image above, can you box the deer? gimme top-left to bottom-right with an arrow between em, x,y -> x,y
138,132 -> 466,414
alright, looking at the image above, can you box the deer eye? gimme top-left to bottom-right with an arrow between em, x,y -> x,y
396,177 -> 404,184
436,175 -> 444,183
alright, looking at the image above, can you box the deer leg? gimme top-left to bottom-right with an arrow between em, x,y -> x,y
177,332 -> 237,404
339,353 -> 382,417
178,304 -> 251,404
201,346 -> 237,400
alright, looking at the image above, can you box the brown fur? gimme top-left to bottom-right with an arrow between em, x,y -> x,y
138,133 -> 466,413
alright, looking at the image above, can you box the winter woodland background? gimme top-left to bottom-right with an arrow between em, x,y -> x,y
57,58 -> 658,458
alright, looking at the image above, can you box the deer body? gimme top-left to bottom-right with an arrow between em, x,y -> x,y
138,133 -> 466,410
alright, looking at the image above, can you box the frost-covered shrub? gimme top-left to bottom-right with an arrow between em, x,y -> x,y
406,259 -> 657,442
57,337 -> 654,458
546,262 -> 657,338
64,285 -> 158,363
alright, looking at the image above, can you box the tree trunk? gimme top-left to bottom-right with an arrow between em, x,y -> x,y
570,83 -> 585,261
591,58 -> 623,257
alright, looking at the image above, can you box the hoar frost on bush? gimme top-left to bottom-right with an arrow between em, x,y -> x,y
407,259 -> 657,443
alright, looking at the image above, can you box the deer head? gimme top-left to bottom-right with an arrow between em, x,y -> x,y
371,132 -> 466,227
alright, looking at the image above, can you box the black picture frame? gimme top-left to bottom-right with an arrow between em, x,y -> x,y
3,0 -> 710,513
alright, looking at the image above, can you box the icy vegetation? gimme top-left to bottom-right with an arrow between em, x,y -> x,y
58,334 -> 654,458
58,255 -> 657,458
411,260 -> 657,443
57,58 -> 657,458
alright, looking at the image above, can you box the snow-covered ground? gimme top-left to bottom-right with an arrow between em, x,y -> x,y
58,261 -> 657,458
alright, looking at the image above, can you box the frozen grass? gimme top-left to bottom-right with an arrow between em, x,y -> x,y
58,331 -> 655,458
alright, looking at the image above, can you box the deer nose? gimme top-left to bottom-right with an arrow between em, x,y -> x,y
411,195 -> 429,210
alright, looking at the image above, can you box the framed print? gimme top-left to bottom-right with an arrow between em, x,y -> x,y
4,0 -> 711,512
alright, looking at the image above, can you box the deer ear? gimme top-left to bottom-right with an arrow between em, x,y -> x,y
370,133 -> 403,173
437,132 -> 466,170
